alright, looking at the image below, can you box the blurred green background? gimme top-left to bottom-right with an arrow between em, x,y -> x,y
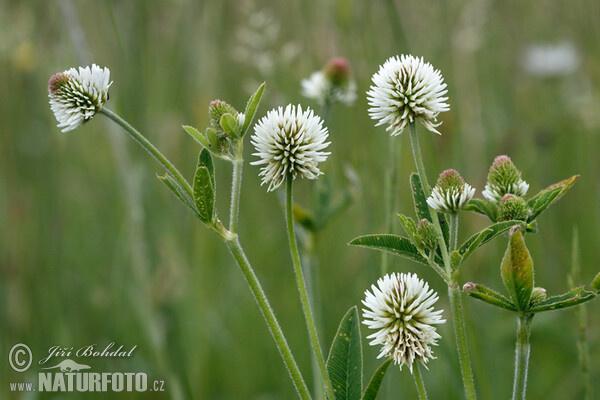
1,0 -> 599,399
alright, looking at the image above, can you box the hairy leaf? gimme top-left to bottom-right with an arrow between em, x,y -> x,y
501,228 -> 534,311
529,286 -> 597,313
182,125 -> 211,149
193,150 -> 216,223
362,360 -> 392,400
458,221 -> 525,263
349,234 -> 439,266
527,175 -> 579,222
242,82 -> 266,135
463,282 -> 517,311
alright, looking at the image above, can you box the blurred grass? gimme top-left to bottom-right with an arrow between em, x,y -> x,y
1,0 -> 600,399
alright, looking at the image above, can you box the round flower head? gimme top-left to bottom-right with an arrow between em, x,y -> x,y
301,57 -> 357,106
427,169 -> 475,213
362,273 -> 445,372
251,104 -> 330,191
367,55 -> 450,136
48,64 -> 112,132
482,155 -> 529,203
498,194 -> 530,222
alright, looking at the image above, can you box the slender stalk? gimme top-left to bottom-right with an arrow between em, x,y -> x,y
225,236 -> 312,400
101,108 -> 193,197
449,213 -> 459,251
408,122 -> 476,400
229,140 -> 244,233
382,135 -> 399,274
104,110 -> 311,399
413,362 -> 429,400
449,285 -> 477,400
285,177 -> 336,400
512,314 -> 533,400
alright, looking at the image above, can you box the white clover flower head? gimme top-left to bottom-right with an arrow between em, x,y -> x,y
427,169 -> 475,213
367,55 -> 450,136
48,64 -> 111,132
482,155 -> 529,203
362,272 -> 445,372
301,57 -> 357,106
251,104 -> 330,191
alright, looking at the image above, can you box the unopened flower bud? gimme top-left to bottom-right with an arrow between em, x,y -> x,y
427,169 -> 475,213
323,57 -> 351,86
530,287 -> 547,305
301,57 -> 357,106
416,219 -> 439,250
498,194 -> 530,222
483,155 -> 529,202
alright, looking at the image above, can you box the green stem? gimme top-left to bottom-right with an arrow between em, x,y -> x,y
382,135 -> 399,275
512,314 -> 533,400
449,285 -> 477,400
224,236 -> 313,400
229,140 -> 244,233
285,177 -> 336,400
101,108 -> 193,197
413,362 -> 429,400
449,213 -> 459,251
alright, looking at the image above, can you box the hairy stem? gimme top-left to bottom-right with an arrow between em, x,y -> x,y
449,213 -> 459,251
229,140 -> 244,233
101,108 -> 193,197
449,285 -> 477,400
286,177 -> 336,400
413,362 -> 429,400
225,236 -> 313,400
512,314 -> 533,400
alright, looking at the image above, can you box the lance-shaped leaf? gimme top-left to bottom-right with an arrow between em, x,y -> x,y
458,221 -> 525,263
349,234 -> 440,266
182,125 -> 211,149
193,149 -> 216,223
397,214 -> 418,244
241,82 -> 266,136
527,175 -> 579,222
327,306 -> 363,400
528,286 -> 597,313
362,359 -> 392,400
464,198 -> 498,222
410,173 -> 449,248
501,228 -> 534,311
463,282 -> 517,311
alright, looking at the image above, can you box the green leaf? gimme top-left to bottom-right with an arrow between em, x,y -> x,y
193,149 -> 216,223
501,228 -> 534,311
463,282 -> 517,311
182,125 -> 211,149
349,234 -> 439,266
157,173 -> 199,216
220,113 -> 240,137
528,287 -> 597,313
464,198 -> 498,222
410,173 -> 430,222
450,250 -> 463,271
241,82 -> 266,135
327,306 -> 363,400
527,175 -> 579,222
397,214 -> 418,243
458,221 -> 525,263
362,360 -> 392,400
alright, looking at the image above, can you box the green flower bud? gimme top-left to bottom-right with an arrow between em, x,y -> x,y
530,287 -> 547,305
209,99 -> 239,132
416,219 -> 440,251
498,194 -> 531,222
323,57 -> 352,87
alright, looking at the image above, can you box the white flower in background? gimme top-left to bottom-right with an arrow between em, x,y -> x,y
482,155 -> 529,203
427,169 -> 475,213
362,273 -> 445,372
251,104 -> 330,191
48,64 -> 111,132
522,41 -> 580,77
367,55 -> 449,135
301,57 -> 357,106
